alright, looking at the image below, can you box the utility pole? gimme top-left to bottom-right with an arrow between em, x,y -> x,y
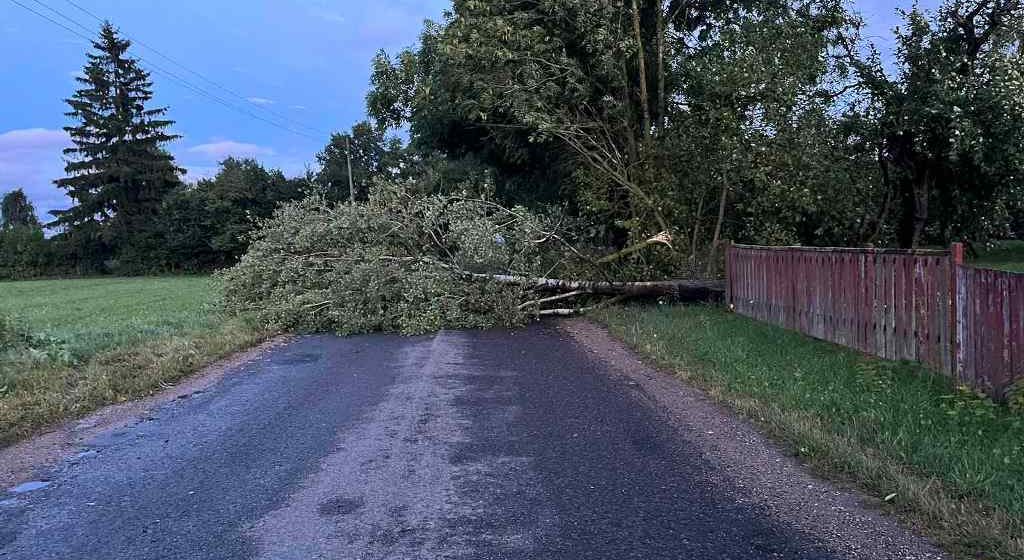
345,135 -> 355,204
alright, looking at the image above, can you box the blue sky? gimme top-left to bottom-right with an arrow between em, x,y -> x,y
1,0 -> 935,220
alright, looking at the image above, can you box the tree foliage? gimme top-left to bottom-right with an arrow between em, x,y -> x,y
52,22 -> 183,271
159,158 -> 306,271
218,181 -> 569,334
367,0 -> 1023,252
0,222 -> 53,280
840,0 -> 1024,246
1,189 -> 41,230
315,121 -> 405,202
0,189 -> 57,279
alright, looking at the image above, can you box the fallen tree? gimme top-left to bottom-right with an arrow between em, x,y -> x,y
218,182 -> 721,334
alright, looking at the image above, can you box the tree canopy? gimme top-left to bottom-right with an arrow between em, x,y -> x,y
315,121 -> 405,203
366,0 -> 1023,253
5,0 -> 1023,288
159,157 -> 306,271
841,0 -> 1024,247
1,189 -> 40,230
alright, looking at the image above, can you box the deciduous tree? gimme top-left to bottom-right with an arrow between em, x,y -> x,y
315,121 -> 404,202
1,189 -> 40,230
840,0 -> 1024,247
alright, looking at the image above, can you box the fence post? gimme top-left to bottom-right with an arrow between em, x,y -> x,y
950,242 -> 964,378
724,240 -> 734,309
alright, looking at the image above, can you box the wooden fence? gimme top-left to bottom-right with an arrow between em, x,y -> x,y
726,243 -> 1024,399
956,266 -> 1024,397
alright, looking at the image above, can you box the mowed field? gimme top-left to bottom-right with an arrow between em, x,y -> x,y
1,277 -> 219,359
0,276 -> 269,445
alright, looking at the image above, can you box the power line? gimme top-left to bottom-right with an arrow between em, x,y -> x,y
8,0 -> 91,43
29,0 -> 92,35
138,58 -> 323,140
7,0 -> 327,141
61,0 -> 329,136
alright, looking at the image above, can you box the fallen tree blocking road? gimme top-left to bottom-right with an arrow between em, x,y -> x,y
219,187 -> 723,334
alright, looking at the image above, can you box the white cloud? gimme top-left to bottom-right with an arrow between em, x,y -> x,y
0,128 -> 69,152
186,140 -> 276,160
0,128 -> 73,221
246,97 -> 275,106
0,131 -> 295,223
289,105 -> 307,110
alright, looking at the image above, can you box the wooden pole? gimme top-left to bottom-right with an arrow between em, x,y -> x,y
345,135 -> 355,204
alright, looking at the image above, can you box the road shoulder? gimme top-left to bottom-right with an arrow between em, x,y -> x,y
0,336 -> 289,489
561,318 -> 946,559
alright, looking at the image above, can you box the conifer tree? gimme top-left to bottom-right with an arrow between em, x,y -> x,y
52,22 -> 182,269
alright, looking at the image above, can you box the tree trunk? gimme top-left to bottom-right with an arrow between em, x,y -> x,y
689,192 -> 705,261
631,0 -> 651,147
656,0 -> 666,133
469,271 -> 724,299
912,174 -> 929,247
866,188 -> 892,246
897,172 -> 930,248
863,147 -> 893,245
706,178 -> 729,275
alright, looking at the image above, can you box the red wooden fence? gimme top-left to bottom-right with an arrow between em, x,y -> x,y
956,266 -> 1024,397
727,245 -> 956,375
727,243 -> 1024,399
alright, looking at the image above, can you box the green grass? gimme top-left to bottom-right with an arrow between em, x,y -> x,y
973,240 -> 1024,272
0,276 -> 221,359
597,304 -> 1024,559
0,277 -> 270,445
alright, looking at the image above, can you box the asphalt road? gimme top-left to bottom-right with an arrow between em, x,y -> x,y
0,324 -> 944,559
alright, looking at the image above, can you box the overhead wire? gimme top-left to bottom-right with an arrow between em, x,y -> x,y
7,0 -> 327,141
61,0 -> 328,137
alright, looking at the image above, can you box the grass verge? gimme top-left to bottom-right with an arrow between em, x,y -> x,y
595,304 -> 1024,559
1,277 -> 272,446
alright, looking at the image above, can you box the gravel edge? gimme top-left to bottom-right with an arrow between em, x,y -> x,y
561,318 -> 947,560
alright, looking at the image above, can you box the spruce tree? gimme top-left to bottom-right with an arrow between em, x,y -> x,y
52,22 -> 182,270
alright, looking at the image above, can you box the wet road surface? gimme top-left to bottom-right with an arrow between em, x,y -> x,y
0,324 -> 944,559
